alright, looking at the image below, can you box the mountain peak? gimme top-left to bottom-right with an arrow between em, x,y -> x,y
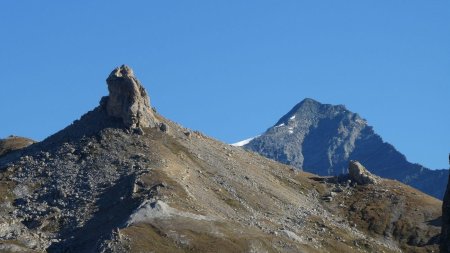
105,65 -> 158,129
291,98 -> 322,113
296,98 -> 347,112
274,98 -> 348,127
299,97 -> 320,105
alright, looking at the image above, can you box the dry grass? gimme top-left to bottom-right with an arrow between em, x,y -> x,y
333,180 -> 441,253
0,136 -> 35,157
123,220 -> 287,253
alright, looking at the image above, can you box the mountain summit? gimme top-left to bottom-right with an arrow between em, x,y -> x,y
244,98 -> 448,199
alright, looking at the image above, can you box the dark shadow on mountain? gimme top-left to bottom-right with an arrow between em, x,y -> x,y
426,216 -> 442,227
302,116 -> 343,176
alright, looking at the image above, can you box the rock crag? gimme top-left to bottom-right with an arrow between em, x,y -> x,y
348,160 -> 379,185
105,65 -> 158,129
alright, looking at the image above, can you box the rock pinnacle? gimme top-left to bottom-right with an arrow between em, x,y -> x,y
105,65 -> 158,129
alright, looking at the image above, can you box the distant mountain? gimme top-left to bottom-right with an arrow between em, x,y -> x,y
244,98 -> 448,199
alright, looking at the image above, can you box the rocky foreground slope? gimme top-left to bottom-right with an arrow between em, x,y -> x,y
0,66 -> 444,252
244,98 -> 448,199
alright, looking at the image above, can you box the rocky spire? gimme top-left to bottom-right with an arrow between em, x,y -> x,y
105,65 -> 158,129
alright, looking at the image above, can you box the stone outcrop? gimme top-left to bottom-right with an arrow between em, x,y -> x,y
105,65 -> 158,129
348,160 -> 378,185
442,155 -> 450,253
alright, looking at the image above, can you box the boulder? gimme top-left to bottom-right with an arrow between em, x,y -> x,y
105,65 -> 158,129
348,160 -> 379,185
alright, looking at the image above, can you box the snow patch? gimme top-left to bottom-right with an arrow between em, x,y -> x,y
275,123 -> 285,128
289,115 -> 296,120
126,200 -> 214,226
287,127 -> 294,134
231,136 -> 259,146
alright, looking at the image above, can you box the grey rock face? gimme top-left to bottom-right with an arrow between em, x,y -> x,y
348,160 -> 378,185
442,157 -> 450,253
105,65 -> 158,129
244,98 -> 448,199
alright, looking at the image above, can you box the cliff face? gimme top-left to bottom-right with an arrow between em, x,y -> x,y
244,98 -> 448,199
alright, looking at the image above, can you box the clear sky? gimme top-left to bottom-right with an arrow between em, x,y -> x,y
1,1 -> 449,169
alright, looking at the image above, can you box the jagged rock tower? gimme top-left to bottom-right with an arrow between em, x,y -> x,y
105,65 -> 158,129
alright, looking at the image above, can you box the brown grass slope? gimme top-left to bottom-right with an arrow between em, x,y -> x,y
0,136 -> 35,157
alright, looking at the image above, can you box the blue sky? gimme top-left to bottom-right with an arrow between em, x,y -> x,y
1,1 -> 449,169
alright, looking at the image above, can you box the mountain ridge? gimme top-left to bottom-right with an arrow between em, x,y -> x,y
0,67 -> 445,252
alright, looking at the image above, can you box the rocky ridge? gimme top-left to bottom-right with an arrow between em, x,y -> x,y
0,67 -> 443,252
244,98 -> 448,199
